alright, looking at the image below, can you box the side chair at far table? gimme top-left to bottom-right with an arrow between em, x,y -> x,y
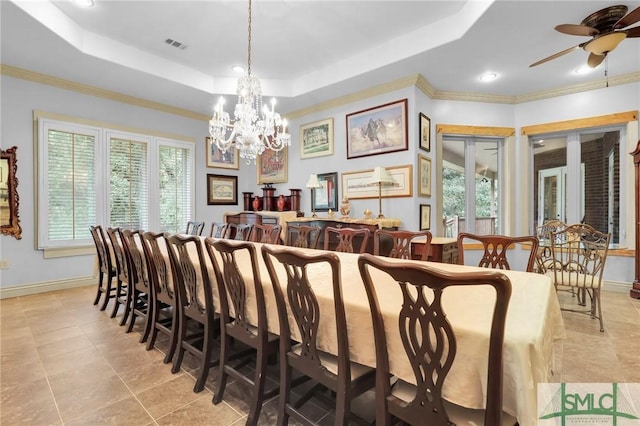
140,231 -> 179,364
120,229 -> 152,342
205,238 -> 279,426
90,225 -> 117,311
546,223 -> 611,332
285,224 -> 321,249
262,244 -> 376,426
457,232 -> 539,272
186,220 -> 205,236
374,229 -> 432,260
324,226 -> 370,254
250,223 -> 282,244
166,233 -> 220,393
358,253 -> 516,426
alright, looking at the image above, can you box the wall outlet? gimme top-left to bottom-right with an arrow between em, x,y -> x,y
0,259 -> 9,270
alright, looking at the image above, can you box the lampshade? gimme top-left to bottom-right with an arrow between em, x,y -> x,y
583,32 -> 626,55
306,174 -> 322,189
369,166 -> 396,185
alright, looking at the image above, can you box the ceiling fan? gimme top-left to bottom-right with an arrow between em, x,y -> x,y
530,4 -> 640,68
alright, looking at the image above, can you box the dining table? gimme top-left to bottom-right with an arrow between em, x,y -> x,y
162,235 -> 566,426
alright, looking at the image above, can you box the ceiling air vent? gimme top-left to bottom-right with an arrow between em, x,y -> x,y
165,38 -> 187,50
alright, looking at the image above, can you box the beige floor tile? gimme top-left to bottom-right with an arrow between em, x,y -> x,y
32,324 -> 85,346
155,394 -> 243,426
118,357 -> 181,394
0,358 -> 47,388
37,334 -> 95,360
64,395 -> 153,426
40,345 -> 111,377
136,373 -> 205,419
0,377 -> 61,426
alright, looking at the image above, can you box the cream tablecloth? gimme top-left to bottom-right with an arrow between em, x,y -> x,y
167,238 -> 565,426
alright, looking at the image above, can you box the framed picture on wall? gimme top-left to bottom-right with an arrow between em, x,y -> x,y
257,147 -> 288,184
341,164 -> 412,200
346,99 -> 408,159
206,137 -> 239,169
207,174 -> 238,205
300,118 -> 334,159
419,204 -> 431,230
419,113 -> 431,152
418,154 -> 431,197
311,172 -> 339,212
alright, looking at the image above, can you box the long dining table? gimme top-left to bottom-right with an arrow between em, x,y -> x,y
164,235 -> 566,426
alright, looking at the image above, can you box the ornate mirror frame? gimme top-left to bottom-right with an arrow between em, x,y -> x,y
1,146 -> 22,239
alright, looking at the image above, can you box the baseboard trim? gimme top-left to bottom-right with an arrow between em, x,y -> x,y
0,276 -> 95,299
602,280 -> 632,293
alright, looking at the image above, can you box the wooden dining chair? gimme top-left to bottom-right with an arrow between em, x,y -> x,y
285,224 -> 321,249
120,229 -> 152,342
357,253 -> 515,426
373,229 -> 432,260
107,227 -> 131,325
457,232 -> 539,272
324,226 -> 370,253
185,220 -> 205,236
225,223 -> 253,241
166,233 -> 220,392
140,231 -> 179,363
205,238 -> 279,426
547,223 -> 611,332
249,223 -> 282,244
262,244 -> 376,426
208,221 -> 228,238
90,225 -> 117,311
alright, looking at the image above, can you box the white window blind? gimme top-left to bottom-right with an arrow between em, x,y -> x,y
158,143 -> 193,233
39,124 -> 99,248
109,137 -> 149,230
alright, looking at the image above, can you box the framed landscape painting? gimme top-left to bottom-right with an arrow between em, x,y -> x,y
206,137 -> 239,169
346,99 -> 408,159
257,147 -> 288,184
207,174 -> 237,205
341,164 -> 412,200
300,118 -> 334,159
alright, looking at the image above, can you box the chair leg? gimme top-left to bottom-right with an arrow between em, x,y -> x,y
246,347 -> 268,426
164,308 -> 179,364
93,272 -> 104,305
595,288 -> 604,332
100,275 -> 114,311
110,280 -> 123,318
119,286 -> 133,327
139,297 -> 152,344
194,322 -> 214,393
277,361 -> 292,426
171,314 -> 187,374
146,307 -> 159,351
334,383 -> 350,426
212,333 -> 230,404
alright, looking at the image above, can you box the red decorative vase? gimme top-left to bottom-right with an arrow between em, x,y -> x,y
277,195 -> 286,212
252,196 -> 261,211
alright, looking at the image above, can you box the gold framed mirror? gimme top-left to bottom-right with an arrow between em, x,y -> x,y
1,146 -> 22,239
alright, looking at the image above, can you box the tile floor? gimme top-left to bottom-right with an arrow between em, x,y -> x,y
1,285 -> 639,425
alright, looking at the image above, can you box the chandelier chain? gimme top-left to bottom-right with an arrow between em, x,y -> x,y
247,0 -> 252,76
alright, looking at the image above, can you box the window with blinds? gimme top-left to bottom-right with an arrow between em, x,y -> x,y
37,117 -> 195,249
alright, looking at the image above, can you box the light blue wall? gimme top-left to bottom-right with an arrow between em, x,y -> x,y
0,74 -> 637,292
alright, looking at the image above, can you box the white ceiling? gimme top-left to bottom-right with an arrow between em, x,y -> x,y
2,0 -> 639,116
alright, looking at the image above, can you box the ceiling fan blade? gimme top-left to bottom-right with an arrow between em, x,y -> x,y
613,6 -> 640,29
626,26 -> 640,38
555,24 -> 599,36
529,44 -> 582,67
587,52 -> 606,68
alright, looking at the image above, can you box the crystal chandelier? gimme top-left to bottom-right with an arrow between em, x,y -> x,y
208,0 -> 290,164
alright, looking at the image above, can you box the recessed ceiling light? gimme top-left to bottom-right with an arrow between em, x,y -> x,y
479,72 -> 498,82
73,0 -> 95,7
232,65 -> 245,73
574,65 -> 593,75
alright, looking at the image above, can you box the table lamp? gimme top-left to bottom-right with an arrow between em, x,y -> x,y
306,174 -> 323,217
369,166 -> 396,218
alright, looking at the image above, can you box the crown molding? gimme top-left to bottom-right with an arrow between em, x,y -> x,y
0,64 -> 209,122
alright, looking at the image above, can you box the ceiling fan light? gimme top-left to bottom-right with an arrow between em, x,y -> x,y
479,72 -> 498,82
584,32 -> 627,55
574,65 -> 593,74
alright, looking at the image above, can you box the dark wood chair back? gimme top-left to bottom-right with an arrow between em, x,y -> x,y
106,227 -> 132,322
225,223 -> 253,241
186,220 -> 205,236
120,229 -> 152,338
374,229 -> 432,260
89,225 -> 116,310
285,225 -> 321,249
324,226 -> 370,253
209,222 -> 228,238
250,223 -> 282,244
457,232 -> 539,272
262,244 -> 375,425
357,253 -> 511,426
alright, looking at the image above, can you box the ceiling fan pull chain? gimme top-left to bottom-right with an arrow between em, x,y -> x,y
605,56 -> 609,88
